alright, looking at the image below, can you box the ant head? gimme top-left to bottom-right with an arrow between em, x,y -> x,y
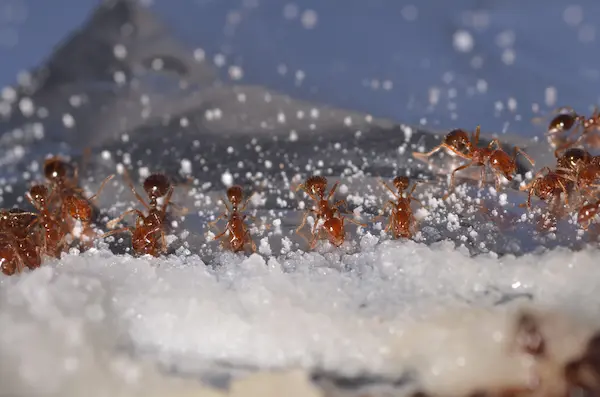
227,185 -> 244,206
548,112 -> 578,134
444,129 -> 472,153
143,174 -> 171,199
29,185 -> 49,205
303,176 -> 328,197
44,157 -> 69,182
557,148 -> 590,170
392,176 -> 410,192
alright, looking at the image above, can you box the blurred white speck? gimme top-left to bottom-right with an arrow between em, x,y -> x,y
453,30 -> 474,53
69,95 -> 83,108
344,117 -> 352,126
295,70 -> 305,82
310,108 -> 319,118
193,48 -> 205,62
401,5 -> 418,21
101,150 -> 111,160
214,54 -> 226,67
370,79 -> 380,90
227,146 -> 234,154
476,79 -> 487,93
301,9 -> 318,29
121,134 -> 129,143
114,71 -> 126,85
265,160 -> 273,169
563,5 -> 583,27
228,65 -> 244,80
113,44 -> 127,59
2,86 -> 16,102
277,112 -> 286,123
382,80 -> 393,90
507,98 -> 517,112
221,171 -> 234,187
277,64 -> 287,75
32,123 -> 44,139
495,101 -> 504,112
289,130 -> 298,141
151,58 -> 164,71
296,110 -> 305,119
237,93 -> 246,102
501,48 -> 516,65
470,55 -> 484,69
62,113 -> 75,128
18,97 -> 34,117
180,117 -> 189,127
428,87 -> 440,105
545,86 -> 558,107
180,159 -> 192,175
495,30 -> 515,48
283,3 -> 299,19
579,25 -> 596,43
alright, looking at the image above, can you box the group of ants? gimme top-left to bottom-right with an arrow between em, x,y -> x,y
1,106 -> 600,276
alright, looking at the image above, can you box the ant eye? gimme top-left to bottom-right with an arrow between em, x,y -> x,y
143,174 -> 170,198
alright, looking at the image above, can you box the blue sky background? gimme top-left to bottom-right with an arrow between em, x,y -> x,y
0,0 -> 598,136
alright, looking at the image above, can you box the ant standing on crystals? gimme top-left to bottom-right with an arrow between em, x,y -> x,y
208,185 -> 257,253
102,172 -> 176,257
414,125 -> 535,200
295,175 -> 366,249
42,156 -> 114,249
378,176 -> 423,239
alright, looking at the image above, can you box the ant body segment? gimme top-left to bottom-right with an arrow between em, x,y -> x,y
26,185 -> 68,258
103,173 -> 174,257
208,185 -> 257,253
0,209 -> 41,275
546,107 -> 600,155
379,176 -> 423,239
295,176 -> 365,249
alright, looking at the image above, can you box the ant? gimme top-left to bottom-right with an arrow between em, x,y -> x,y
378,176 -> 423,239
42,156 -> 114,248
103,172 -> 175,257
546,106 -> 600,155
26,185 -> 68,258
437,126 -> 534,199
519,167 -> 569,209
412,128 -> 473,161
0,209 -> 41,275
295,176 -> 365,249
208,185 -> 257,253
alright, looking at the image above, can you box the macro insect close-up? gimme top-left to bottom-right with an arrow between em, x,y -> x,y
3,1 -> 600,397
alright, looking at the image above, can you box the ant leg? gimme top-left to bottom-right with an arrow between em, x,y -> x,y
101,227 -> 133,239
443,162 -> 476,200
88,174 -> 115,202
379,179 -> 400,200
514,146 -> 535,167
106,209 -> 146,229
344,216 -> 367,228
327,181 -> 340,200
473,125 -> 481,146
207,213 -> 228,231
373,200 -> 396,224
122,168 -> 150,210
413,144 -> 471,161
488,138 -> 502,150
170,202 -> 189,217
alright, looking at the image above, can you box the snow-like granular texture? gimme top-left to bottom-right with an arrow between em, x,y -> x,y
2,240 -> 600,396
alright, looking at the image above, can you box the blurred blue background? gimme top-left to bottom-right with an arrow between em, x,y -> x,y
0,0 -> 598,137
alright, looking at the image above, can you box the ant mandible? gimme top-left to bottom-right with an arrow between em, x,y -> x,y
439,125 -> 534,199
295,175 -> 365,249
103,172 -> 174,257
208,185 -> 257,253
378,176 -> 423,239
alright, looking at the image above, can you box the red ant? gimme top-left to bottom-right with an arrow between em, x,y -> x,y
520,167 -> 569,209
378,176 -> 423,239
208,185 -> 257,253
545,107 -> 600,155
42,156 -> 114,248
26,185 -> 68,258
102,172 -> 174,257
433,126 -> 534,199
295,176 -> 365,249
0,209 -> 41,275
